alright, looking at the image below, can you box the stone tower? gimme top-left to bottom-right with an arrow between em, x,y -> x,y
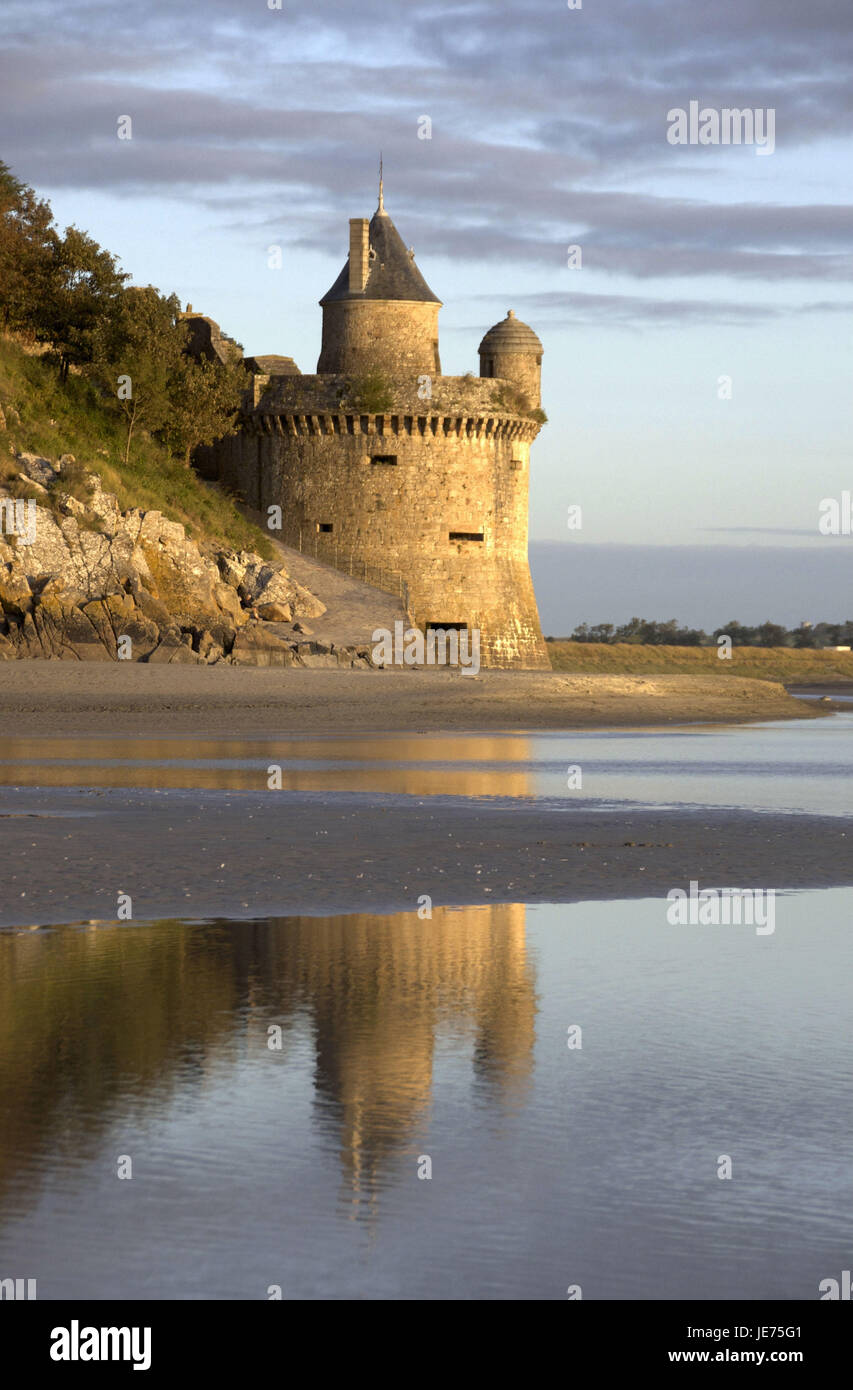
478,310 -> 543,410
197,183 -> 550,669
317,177 -> 442,379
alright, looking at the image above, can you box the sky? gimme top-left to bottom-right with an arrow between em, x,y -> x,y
2,0 -> 851,627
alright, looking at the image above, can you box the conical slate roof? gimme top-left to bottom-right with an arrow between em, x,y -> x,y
320,204 -> 441,305
478,310 -> 542,356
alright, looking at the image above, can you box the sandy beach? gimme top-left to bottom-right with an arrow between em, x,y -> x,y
0,663 -> 828,737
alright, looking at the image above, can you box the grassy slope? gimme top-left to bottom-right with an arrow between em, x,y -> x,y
547,641 -> 853,683
0,335 -> 272,558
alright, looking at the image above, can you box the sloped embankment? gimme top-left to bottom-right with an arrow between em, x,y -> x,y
0,451 -> 373,666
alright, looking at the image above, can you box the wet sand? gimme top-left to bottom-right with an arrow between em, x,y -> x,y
2,784 -> 851,929
0,664 -> 846,930
0,663 -> 828,737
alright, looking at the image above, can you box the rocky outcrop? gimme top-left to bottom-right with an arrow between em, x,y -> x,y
0,451 -> 373,666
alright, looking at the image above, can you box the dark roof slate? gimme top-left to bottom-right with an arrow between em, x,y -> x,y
320,207 -> 441,305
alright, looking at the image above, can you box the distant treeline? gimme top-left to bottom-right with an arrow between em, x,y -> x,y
552,618 -> 853,648
0,160 -> 245,463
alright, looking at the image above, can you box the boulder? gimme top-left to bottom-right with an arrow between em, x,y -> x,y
127,581 -> 176,634
16,453 -> 57,489
195,629 -> 225,663
83,593 -> 161,661
0,566 -> 33,620
17,611 -> 47,658
16,473 -> 48,496
236,560 -> 326,620
33,595 -> 106,661
217,552 -> 249,589
213,580 -> 248,627
36,575 -> 87,607
86,476 -> 122,534
256,601 -> 292,622
60,493 -> 87,517
131,512 -> 224,626
237,561 -> 284,604
290,580 -> 327,620
296,652 -> 340,668
146,634 -> 205,664
231,624 -> 297,667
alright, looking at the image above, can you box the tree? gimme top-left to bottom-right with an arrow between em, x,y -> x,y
614,617 -> 646,644
713,620 -> 758,647
0,161 -> 55,335
636,618 -> 705,645
164,349 -> 248,466
755,620 -> 789,648
92,286 -> 183,463
38,225 -> 127,379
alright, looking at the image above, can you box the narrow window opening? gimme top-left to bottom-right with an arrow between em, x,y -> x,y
449,530 -> 484,542
426,622 -> 468,634
316,522 -> 333,533
371,455 -> 397,466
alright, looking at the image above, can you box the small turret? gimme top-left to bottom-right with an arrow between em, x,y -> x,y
478,310 -> 543,409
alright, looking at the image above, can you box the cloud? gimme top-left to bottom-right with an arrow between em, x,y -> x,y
451,293 -> 777,327
1,0 -> 851,299
450,288 -> 853,328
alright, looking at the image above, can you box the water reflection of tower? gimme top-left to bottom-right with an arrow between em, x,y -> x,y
274,903 -> 536,1209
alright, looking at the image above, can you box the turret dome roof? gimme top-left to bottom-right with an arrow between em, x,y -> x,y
478,310 -> 542,356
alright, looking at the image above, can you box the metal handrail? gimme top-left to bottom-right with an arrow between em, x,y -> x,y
296,529 -> 412,620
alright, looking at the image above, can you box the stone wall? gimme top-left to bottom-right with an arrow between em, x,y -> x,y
251,373 -> 540,419
317,300 -> 441,377
483,350 -> 542,409
200,393 -> 550,669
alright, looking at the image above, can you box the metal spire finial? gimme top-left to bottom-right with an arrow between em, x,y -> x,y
378,153 -> 384,211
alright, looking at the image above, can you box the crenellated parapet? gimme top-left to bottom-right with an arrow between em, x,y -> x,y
245,410 -> 541,443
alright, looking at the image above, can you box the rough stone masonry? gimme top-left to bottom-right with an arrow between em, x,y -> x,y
193,178 -> 551,670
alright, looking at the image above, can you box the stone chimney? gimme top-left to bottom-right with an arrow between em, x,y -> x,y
348,218 -> 369,293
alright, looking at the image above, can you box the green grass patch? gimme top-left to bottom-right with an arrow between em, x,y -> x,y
0,335 -> 272,558
546,641 -> 853,683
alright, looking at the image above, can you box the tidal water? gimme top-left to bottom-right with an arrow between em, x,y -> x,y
1,894 -> 852,1300
0,711 -> 851,1300
0,711 -> 852,814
